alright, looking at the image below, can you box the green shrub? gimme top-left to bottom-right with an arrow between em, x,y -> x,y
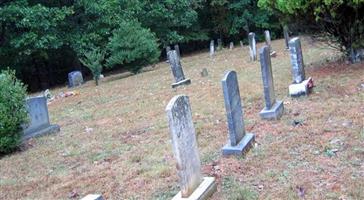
0,70 -> 28,154
106,21 -> 160,74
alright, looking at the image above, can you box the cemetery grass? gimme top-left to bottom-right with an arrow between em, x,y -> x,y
0,37 -> 363,199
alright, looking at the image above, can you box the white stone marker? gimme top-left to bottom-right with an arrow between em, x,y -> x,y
166,95 -> 216,200
248,32 -> 257,61
80,194 -> 104,200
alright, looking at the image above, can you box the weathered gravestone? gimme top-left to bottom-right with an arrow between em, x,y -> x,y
217,39 -> 223,51
221,71 -> 255,156
166,46 -> 172,59
201,68 -> 208,77
166,95 -> 216,199
264,30 -> 277,57
240,41 -> 244,49
229,42 -> 234,50
175,44 -> 181,59
22,96 -> 60,140
168,50 -> 191,88
209,40 -> 215,57
80,194 -> 104,200
264,30 -> 271,49
283,25 -> 290,50
248,33 -> 257,61
288,37 -> 313,97
68,71 -> 83,88
259,46 -> 284,120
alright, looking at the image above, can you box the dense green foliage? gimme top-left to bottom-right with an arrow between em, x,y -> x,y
258,0 -> 364,62
79,48 -> 104,86
0,70 -> 28,154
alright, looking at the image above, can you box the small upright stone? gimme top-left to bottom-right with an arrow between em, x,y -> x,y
22,96 -> 60,140
248,32 -> 257,61
264,30 -> 271,49
201,68 -> 208,77
229,42 -> 234,50
259,46 -> 284,120
210,40 -> 215,57
240,41 -> 244,49
68,71 -> 83,88
174,44 -> 181,59
221,71 -> 255,156
217,39 -> 223,51
288,37 -> 313,97
283,25 -> 290,50
166,95 -> 216,199
167,50 -> 191,88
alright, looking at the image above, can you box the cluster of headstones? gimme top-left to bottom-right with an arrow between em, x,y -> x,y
163,30 -> 314,199
21,70 -> 84,140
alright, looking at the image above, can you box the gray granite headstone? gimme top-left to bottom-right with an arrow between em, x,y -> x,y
248,32 -> 257,61
166,46 -> 171,57
289,37 -> 306,84
68,71 -> 83,88
264,30 -> 272,50
229,42 -> 234,50
283,25 -> 290,49
221,71 -> 255,155
210,40 -> 215,57
174,44 -> 181,59
240,41 -> 244,49
259,46 -> 284,120
166,95 -> 202,197
23,96 -> 60,140
217,39 -> 222,51
167,50 -> 191,88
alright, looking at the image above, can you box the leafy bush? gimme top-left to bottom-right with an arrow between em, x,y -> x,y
106,21 -> 160,74
80,48 -> 104,86
0,70 -> 28,154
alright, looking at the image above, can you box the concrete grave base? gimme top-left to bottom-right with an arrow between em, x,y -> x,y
22,124 -> 60,141
172,79 -> 191,88
260,100 -> 284,120
80,194 -> 104,200
222,133 -> 255,156
289,77 -> 313,97
172,177 -> 217,200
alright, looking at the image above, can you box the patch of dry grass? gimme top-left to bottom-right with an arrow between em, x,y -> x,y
0,36 -> 363,200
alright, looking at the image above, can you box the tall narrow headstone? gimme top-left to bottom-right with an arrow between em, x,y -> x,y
221,71 -> 255,155
167,50 -> 191,88
248,32 -> 257,61
283,25 -> 290,50
68,71 -> 83,88
259,46 -> 284,120
209,40 -> 215,57
174,44 -> 181,59
289,37 -> 305,83
166,95 -> 216,199
288,37 -> 313,96
166,46 -> 171,57
264,30 -> 272,50
22,96 -> 60,140
217,39 -> 223,51
229,42 -> 234,50
240,41 -> 244,49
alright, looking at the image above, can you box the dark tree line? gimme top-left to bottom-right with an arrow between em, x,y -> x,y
1,0 -> 362,90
